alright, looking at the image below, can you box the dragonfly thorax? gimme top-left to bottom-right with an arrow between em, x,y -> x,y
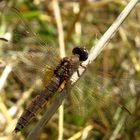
54,55 -> 80,81
54,47 -> 88,81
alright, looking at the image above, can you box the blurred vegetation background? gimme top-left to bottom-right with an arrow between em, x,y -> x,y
0,0 -> 140,140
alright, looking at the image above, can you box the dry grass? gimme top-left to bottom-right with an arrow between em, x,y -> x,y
0,0 -> 140,140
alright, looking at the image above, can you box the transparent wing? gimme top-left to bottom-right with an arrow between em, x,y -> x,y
65,69 -> 139,126
0,6 -> 61,87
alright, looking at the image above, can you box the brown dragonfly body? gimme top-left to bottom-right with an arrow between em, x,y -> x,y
14,47 -> 88,133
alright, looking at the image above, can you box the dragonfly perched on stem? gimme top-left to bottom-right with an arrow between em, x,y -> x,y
1,6 -> 89,132
0,6 -> 138,136
0,6 -> 89,131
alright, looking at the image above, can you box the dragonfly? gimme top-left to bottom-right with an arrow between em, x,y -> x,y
0,6 -> 137,135
14,46 -> 88,133
0,6 -> 89,133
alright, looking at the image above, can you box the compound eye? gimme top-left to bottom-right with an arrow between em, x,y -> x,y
72,46 -> 88,61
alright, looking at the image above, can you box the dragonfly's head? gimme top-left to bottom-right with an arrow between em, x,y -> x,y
72,47 -> 88,61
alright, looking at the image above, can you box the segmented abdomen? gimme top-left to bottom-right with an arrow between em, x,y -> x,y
14,76 -> 61,133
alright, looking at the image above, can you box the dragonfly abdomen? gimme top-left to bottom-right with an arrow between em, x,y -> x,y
14,77 -> 61,133
14,47 -> 88,133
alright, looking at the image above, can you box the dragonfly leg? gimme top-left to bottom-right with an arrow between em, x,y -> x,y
76,70 -> 80,77
80,64 -> 86,69
76,64 -> 87,77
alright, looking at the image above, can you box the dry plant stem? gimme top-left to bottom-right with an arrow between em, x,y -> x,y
26,0 -> 139,139
87,0 -> 139,64
0,64 -> 12,91
65,0 -> 87,42
52,0 -> 65,58
52,0 -> 66,140
0,65 -> 12,130
0,97 -> 12,123
109,116 -> 126,140
68,125 -> 93,140
71,0 -> 139,83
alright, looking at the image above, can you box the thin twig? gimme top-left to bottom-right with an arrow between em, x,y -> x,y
0,97 -> 12,123
0,64 -> 12,91
109,116 -> 126,140
65,0 -> 87,42
85,0 -> 139,64
52,0 -> 66,140
26,0 -> 139,139
71,0 -> 139,82
53,0 -> 65,58
68,125 -> 93,140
